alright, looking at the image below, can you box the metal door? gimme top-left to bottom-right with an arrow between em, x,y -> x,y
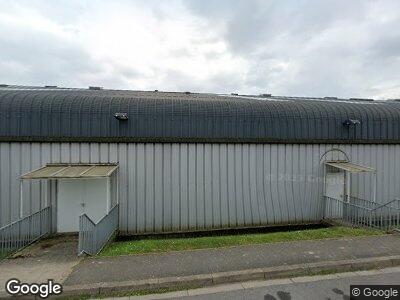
57,179 -> 85,232
57,179 -> 108,232
325,172 -> 345,200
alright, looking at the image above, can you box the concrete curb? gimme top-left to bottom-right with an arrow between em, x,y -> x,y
1,255 -> 400,299
60,255 -> 400,297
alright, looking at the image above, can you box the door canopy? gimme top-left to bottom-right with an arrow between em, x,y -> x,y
324,161 -> 375,173
21,164 -> 118,179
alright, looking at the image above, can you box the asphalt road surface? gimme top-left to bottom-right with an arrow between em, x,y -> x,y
127,267 -> 400,300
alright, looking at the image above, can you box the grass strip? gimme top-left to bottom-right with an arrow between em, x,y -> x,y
100,226 -> 383,257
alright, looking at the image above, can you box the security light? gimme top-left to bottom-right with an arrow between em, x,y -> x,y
114,113 -> 129,120
343,119 -> 361,126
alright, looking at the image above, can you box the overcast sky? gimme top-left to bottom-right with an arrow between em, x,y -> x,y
0,0 -> 399,99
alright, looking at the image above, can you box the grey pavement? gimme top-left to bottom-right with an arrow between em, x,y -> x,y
123,266 -> 400,300
0,235 -> 81,294
64,235 -> 400,286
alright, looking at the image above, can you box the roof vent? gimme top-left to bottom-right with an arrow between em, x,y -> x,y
324,96 -> 338,100
114,113 -> 129,120
44,85 -> 57,88
343,119 -> 361,126
154,89 -> 159,92
184,91 -> 191,95
89,86 -> 103,90
231,93 -> 239,96
260,93 -> 272,97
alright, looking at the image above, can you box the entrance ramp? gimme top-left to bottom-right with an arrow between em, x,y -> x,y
324,196 -> 400,231
0,235 -> 80,294
11,234 -> 78,259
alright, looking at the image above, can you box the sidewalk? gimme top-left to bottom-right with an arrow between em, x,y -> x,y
61,235 -> 400,294
0,235 -> 81,295
1,235 -> 400,298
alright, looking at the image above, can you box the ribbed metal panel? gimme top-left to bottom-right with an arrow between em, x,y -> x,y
1,89 -> 400,143
1,142 -> 400,234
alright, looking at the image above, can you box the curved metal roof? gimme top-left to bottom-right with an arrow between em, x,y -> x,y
1,87 -> 400,143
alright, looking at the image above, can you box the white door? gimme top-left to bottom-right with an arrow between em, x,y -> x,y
325,172 -> 345,200
57,179 -> 84,233
57,178 -> 108,233
325,172 -> 345,219
82,178 -> 108,224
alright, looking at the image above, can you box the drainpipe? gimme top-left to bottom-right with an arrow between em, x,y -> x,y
373,171 -> 377,203
44,180 -> 48,207
116,171 -> 119,205
19,180 -> 23,219
106,177 -> 111,214
346,171 -> 351,203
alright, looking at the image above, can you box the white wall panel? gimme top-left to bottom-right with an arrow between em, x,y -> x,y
1,142 -> 400,234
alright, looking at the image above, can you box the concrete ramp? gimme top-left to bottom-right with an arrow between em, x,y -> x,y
0,235 -> 81,295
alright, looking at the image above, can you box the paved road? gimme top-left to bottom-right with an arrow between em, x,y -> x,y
126,267 -> 400,300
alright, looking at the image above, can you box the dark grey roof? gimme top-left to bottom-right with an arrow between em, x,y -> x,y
1,86 -> 400,143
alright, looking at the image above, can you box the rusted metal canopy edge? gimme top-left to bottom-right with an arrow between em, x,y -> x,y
21,163 -> 119,179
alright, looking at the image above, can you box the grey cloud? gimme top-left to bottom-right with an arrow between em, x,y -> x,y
367,34 -> 400,61
154,68 -> 244,94
169,48 -> 193,58
9,0 -> 88,25
0,0 -> 400,99
0,11 -> 141,88
184,0 -> 400,98
184,0 -> 370,54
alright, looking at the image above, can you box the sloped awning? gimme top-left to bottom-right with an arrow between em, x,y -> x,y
21,164 -> 118,179
325,161 -> 375,173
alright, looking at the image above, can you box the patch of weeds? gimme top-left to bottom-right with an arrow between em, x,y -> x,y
0,251 -> 10,260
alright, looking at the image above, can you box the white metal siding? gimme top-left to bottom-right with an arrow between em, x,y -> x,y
1,142 -> 400,234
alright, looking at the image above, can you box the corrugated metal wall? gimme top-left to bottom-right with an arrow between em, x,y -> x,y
1,142 -> 400,234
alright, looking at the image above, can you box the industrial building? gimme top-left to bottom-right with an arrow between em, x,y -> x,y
1,86 -> 400,254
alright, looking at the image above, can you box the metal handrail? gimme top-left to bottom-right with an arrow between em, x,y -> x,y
0,206 -> 51,257
80,214 -> 97,226
324,196 -> 400,231
344,196 -> 400,212
82,204 -> 118,227
370,199 -> 400,211
0,208 -> 49,231
78,204 -> 119,255
348,195 -> 376,204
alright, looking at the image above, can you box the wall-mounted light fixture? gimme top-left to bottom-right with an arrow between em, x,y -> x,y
114,113 -> 129,120
343,119 -> 361,126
